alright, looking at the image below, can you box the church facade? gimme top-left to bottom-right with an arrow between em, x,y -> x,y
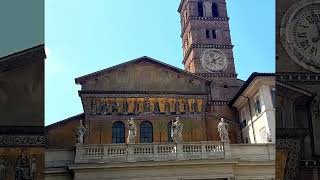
45,0 -> 275,179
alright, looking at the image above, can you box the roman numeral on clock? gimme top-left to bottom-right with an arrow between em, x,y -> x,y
309,46 -> 318,56
300,40 -> 310,49
297,32 -> 307,38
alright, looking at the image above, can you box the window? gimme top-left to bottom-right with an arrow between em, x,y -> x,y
198,1 -> 204,17
112,121 -> 125,143
168,121 -> 173,142
206,29 -> 210,38
212,3 -> 219,17
254,95 -> 261,115
212,30 -> 217,39
271,88 -> 276,107
140,121 -> 153,143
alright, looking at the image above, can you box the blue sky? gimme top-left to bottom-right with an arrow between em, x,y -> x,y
45,0 -> 275,125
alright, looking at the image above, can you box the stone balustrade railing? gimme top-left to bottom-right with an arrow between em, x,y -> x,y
75,141 -> 226,163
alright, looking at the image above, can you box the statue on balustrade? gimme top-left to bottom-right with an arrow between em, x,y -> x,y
134,99 -> 140,114
164,100 -> 170,115
171,117 -> 183,143
218,118 -> 230,143
191,100 -> 198,114
127,118 -> 137,144
0,157 -> 6,180
90,99 -> 98,115
154,99 -> 160,114
30,156 -> 36,180
144,98 -> 151,113
75,120 -> 87,145
175,99 -> 180,114
184,99 -> 190,114
101,101 -> 109,115
123,99 -> 129,115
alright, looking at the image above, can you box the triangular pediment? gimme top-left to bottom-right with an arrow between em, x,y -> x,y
75,56 -> 210,93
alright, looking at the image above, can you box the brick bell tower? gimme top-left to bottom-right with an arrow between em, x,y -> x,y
178,0 -> 243,118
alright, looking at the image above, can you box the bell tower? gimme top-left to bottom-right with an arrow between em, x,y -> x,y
178,0 -> 242,106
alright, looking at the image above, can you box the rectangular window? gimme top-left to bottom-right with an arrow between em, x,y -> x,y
254,95 -> 261,115
206,30 -> 210,38
212,30 -> 216,39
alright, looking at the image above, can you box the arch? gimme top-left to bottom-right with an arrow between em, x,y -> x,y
140,121 -> 153,143
212,3 -> 219,17
198,1 -> 204,17
168,121 -> 173,142
112,121 -> 125,143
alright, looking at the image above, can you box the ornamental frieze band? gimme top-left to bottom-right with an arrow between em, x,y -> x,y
0,135 -> 46,147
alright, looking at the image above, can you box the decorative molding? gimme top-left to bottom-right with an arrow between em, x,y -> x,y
183,44 -> 234,64
276,139 -> 301,180
0,126 -> 44,135
0,135 -> 46,147
300,160 -> 320,169
277,73 -> 320,82
196,73 -> 237,78
180,16 -> 229,37
79,92 -> 208,98
88,114 -> 204,121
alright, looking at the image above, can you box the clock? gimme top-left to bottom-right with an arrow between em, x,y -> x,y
281,0 -> 320,73
201,49 -> 228,72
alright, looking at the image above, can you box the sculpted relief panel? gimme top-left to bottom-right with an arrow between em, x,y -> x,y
84,97 -> 205,116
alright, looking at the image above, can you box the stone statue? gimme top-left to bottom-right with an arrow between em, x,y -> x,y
75,120 -> 87,145
127,118 -> 137,144
218,118 -> 230,143
153,100 -> 160,114
90,99 -> 97,115
184,99 -> 190,114
134,100 -> 139,114
15,151 -> 30,180
164,101 -> 170,115
175,99 -> 180,114
192,100 -> 198,114
144,99 -> 151,113
123,99 -> 129,115
0,157 -> 6,180
171,117 -> 183,143
30,156 -> 36,180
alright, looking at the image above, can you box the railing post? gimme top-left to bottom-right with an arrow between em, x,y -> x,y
103,145 -> 108,160
75,144 -> 82,163
176,143 -> 184,160
223,142 -> 231,159
200,141 -> 207,159
153,143 -> 158,161
127,144 -> 135,162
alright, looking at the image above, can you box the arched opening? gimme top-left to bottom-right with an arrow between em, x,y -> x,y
212,3 -> 219,17
168,121 -> 173,142
140,121 -> 153,143
198,1 -> 204,17
112,121 -> 125,143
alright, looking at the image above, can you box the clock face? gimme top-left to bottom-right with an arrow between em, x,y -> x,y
201,49 -> 228,72
281,0 -> 320,72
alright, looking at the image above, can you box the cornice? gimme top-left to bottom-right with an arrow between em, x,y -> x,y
182,44 -> 234,64
276,72 -> 320,82
181,16 -> 229,38
0,135 -> 46,147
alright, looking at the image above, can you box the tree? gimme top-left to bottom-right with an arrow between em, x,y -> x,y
154,121 -> 167,142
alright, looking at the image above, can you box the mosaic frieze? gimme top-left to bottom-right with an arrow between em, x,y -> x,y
85,97 -> 205,116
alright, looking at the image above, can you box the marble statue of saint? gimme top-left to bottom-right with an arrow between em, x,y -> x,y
144,99 -> 151,113
123,99 -> 129,115
75,120 -> 87,145
175,99 -> 180,114
0,157 -> 6,180
127,118 -> 137,144
218,118 -> 230,143
164,101 -> 170,115
15,151 -> 30,180
192,100 -> 198,114
30,156 -> 36,180
153,100 -> 160,114
134,100 -> 139,114
171,117 -> 183,143
184,99 -> 190,114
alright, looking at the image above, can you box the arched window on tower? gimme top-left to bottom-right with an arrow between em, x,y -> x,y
112,121 -> 125,143
168,121 -> 173,142
140,121 -> 153,143
198,1 -> 204,17
212,3 -> 219,17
